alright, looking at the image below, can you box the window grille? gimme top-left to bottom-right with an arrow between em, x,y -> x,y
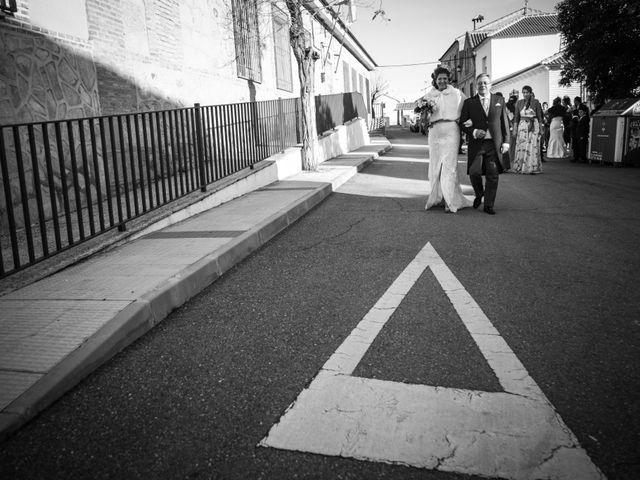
343,62 -> 350,91
0,0 -> 17,14
232,0 -> 262,82
272,6 -> 292,92
365,78 -> 370,111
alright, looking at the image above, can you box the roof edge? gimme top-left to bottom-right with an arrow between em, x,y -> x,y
493,50 -> 566,85
492,61 -> 544,85
311,0 -> 379,70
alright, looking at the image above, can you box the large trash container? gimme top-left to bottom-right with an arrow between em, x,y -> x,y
589,98 -> 640,165
624,115 -> 640,166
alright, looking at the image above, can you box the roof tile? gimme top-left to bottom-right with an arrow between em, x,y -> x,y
491,14 -> 559,38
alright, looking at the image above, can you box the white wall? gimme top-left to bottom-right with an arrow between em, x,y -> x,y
112,0 -> 299,107
29,0 -> 89,41
493,67 -> 583,105
548,70 -> 582,104
482,35 -> 562,81
493,68 -> 548,102
153,0 -> 372,106
476,42 -> 492,78
310,11 -> 372,98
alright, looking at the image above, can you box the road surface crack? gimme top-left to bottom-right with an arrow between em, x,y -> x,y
299,217 -> 366,251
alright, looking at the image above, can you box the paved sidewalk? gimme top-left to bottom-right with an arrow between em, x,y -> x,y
0,137 -> 391,442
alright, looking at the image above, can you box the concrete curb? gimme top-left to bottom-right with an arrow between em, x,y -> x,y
0,141 -> 391,443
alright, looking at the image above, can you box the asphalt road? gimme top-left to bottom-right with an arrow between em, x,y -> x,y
1,126 -> 639,479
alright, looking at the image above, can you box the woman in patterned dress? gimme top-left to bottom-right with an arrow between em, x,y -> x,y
513,86 -> 544,174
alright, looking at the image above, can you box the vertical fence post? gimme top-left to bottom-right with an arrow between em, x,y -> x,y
277,97 -> 285,153
295,98 -> 302,144
194,103 -> 207,192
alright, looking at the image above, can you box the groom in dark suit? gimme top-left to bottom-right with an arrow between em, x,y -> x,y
459,73 -> 510,215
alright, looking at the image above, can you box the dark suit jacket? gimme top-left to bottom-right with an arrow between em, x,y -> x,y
459,93 -> 509,175
578,115 -> 590,140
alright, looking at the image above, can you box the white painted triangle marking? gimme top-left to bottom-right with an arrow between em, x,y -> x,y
259,243 -> 605,479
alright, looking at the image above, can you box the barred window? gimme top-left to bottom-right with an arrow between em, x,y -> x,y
272,6 -> 292,92
232,0 -> 262,82
365,78 -> 370,111
0,0 -> 17,14
343,61 -> 350,91
351,67 -> 357,93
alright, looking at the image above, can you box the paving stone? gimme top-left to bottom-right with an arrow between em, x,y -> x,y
0,371 -> 43,410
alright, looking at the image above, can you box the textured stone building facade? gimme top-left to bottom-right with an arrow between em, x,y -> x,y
0,0 -> 376,247
0,0 -> 376,124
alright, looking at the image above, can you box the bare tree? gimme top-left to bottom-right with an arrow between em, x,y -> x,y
369,73 -> 389,118
282,0 -> 385,169
284,0 -> 321,170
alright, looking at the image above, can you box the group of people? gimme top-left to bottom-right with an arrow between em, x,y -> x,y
498,92 -> 592,172
420,66 -> 591,215
543,96 -> 591,163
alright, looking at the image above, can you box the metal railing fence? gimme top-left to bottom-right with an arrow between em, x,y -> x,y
0,97 -> 303,277
0,92 -> 367,278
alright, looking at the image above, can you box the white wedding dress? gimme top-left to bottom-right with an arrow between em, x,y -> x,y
424,86 -> 472,212
546,116 -> 566,159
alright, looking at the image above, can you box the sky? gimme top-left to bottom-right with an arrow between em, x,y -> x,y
348,0 -> 561,102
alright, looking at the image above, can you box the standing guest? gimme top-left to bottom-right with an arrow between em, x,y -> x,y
422,66 -> 472,213
541,101 -> 550,160
569,107 -> 580,162
505,94 -> 518,171
513,86 -> 544,174
546,97 -> 567,159
459,73 -> 510,215
562,96 -> 573,153
576,104 -> 591,163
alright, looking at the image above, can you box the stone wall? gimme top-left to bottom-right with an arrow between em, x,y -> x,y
0,27 -> 101,231
0,29 -> 99,125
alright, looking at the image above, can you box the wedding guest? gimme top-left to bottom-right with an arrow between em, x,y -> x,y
569,107 -> 580,162
513,86 -> 544,174
546,97 -> 567,159
576,104 -> 590,163
541,101 -> 550,159
506,94 -> 518,171
562,96 -> 573,152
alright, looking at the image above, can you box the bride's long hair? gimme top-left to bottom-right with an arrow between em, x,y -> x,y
431,66 -> 451,89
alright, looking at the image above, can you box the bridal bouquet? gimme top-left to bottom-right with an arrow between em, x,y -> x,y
415,97 -> 438,115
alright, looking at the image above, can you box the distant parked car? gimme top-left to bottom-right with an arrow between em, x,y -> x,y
409,113 -> 422,132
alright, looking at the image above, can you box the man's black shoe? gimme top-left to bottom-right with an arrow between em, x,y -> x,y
484,206 -> 496,215
473,196 -> 482,209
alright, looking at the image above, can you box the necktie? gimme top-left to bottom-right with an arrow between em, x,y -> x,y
482,96 -> 489,114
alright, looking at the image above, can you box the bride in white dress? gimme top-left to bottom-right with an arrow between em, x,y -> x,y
422,67 -> 472,213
